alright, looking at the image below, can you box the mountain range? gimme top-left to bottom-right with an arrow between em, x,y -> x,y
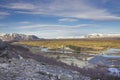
0,33 -> 40,41
0,33 -> 120,41
55,33 -> 120,39
85,33 -> 120,38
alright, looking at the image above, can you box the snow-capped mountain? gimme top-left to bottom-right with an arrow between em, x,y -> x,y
0,33 -> 40,41
85,33 -> 120,38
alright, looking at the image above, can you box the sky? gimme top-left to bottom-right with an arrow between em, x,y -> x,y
0,0 -> 120,38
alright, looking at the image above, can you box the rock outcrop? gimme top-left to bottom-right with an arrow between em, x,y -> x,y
0,39 -> 8,49
0,58 -> 91,80
0,39 -> 9,57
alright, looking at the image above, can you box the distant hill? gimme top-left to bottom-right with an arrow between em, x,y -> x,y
0,33 -> 40,41
85,33 -> 120,38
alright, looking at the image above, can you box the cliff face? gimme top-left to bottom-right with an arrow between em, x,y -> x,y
0,33 -> 40,41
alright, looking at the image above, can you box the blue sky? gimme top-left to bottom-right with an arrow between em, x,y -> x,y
0,0 -> 120,38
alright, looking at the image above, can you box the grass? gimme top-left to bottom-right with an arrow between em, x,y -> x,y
14,39 -> 120,51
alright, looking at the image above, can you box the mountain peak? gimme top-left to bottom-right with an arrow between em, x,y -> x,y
0,33 -> 40,41
85,33 -> 120,38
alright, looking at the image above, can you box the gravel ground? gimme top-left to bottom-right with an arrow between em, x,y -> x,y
0,58 -> 91,80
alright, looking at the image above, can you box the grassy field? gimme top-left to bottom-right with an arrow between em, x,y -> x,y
14,39 -> 120,52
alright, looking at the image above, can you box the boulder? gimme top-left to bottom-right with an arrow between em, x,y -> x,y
0,39 -> 9,57
57,74 -> 73,80
0,39 -> 8,50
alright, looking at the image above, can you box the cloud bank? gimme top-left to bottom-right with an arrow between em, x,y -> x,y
1,0 -> 120,21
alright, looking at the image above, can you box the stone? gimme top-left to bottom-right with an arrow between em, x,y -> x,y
0,58 -> 91,80
58,74 -> 73,80
0,39 -> 8,50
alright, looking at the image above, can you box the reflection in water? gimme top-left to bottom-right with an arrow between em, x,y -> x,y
103,48 -> 120,58
89,48 -> 120,77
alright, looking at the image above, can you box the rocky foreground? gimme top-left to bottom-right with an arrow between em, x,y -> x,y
0,39 -> 91,80
0,58 -> 90,80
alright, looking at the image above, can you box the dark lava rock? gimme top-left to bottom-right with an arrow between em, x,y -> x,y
0,39 -> 9,57
0,39 -> 8,50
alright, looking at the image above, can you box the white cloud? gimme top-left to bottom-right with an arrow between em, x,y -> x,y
2,3 -> 36,10
19,21 -> 31,24
18,24 -> 94,30
0,12 -> 10,19
59,18 -> 78,22
16,23 -> 99,38
0,12 -> 9,15
19,24 -> 70,30
101,0 -> 110,4
0,12 -> 10,18
1,0 -> 120,21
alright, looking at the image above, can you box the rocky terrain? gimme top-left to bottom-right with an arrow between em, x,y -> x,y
0,40 -> 91,80
0,33 -> 40,41
0,58 -> 91,80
